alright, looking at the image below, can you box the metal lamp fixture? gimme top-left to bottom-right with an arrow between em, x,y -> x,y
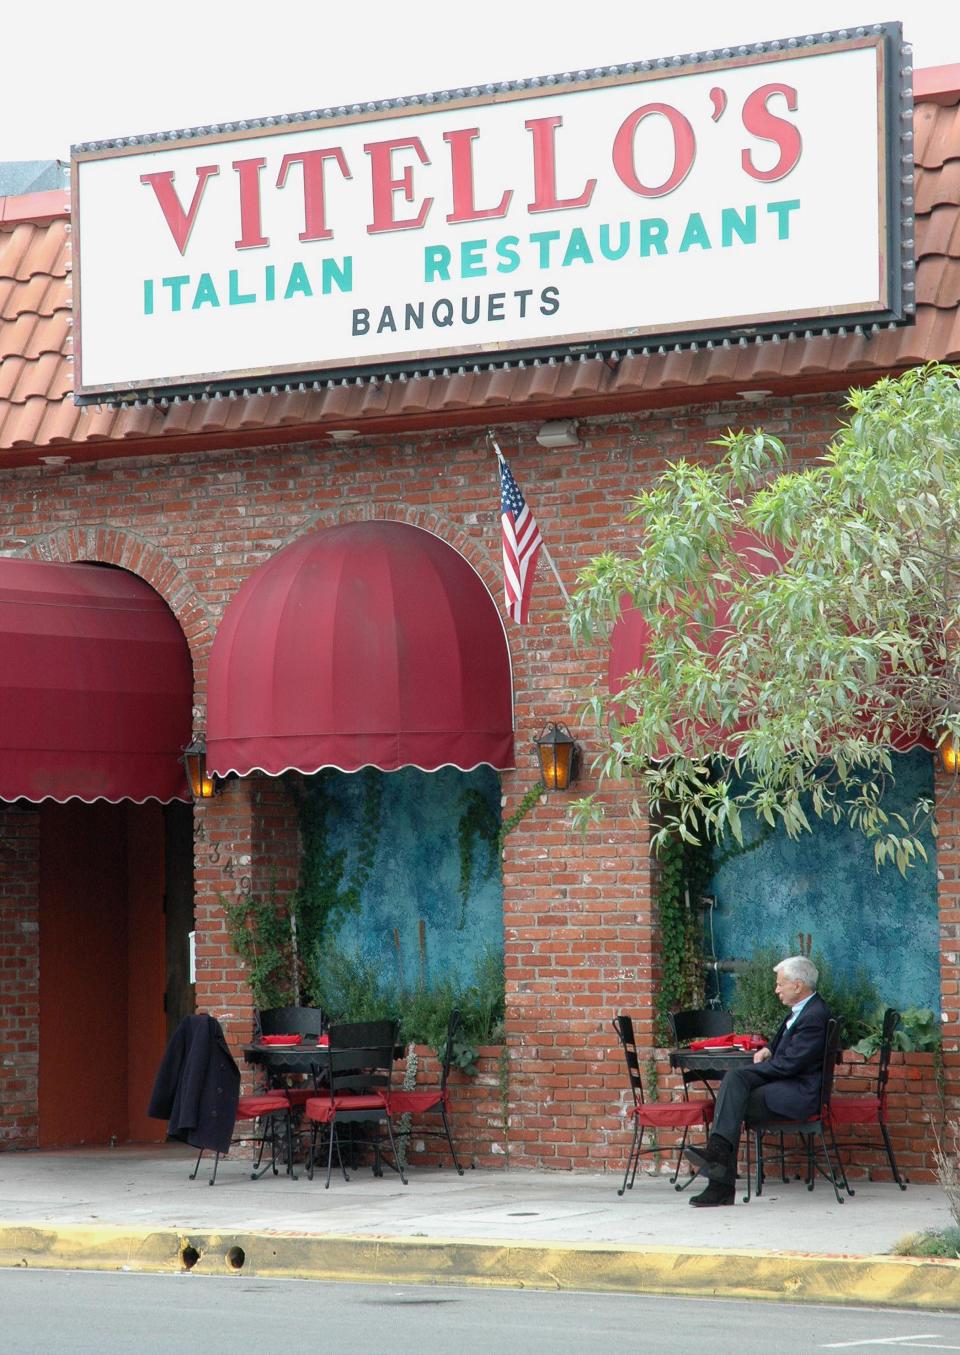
941,732 -> 960,774
535,419 -> 580,449
181,737 -> 218,800
533,722 -> 582,792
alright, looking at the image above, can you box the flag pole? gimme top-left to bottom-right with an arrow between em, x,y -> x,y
487,430 -> 572,609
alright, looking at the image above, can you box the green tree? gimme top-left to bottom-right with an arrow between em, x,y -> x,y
570,363 -> 960,873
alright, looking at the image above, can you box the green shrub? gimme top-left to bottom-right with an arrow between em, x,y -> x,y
812,954 -> 880,1047
730,946 -> 785,1039
308,941 -> 505,1074
893,1228 -> 960,1258
852,1005 -> 941,1056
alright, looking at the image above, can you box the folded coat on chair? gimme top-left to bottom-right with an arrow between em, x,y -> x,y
148,1013 -> 240,1155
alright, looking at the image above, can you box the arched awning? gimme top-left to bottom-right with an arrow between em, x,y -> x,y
206,521 -> 514,776
0,560 -> 193,803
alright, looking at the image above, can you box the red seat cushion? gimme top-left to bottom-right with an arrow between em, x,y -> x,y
829,1096 -> 882,1126
634,1101 -> 712,1128
389,1090 -> 444,1114
237,1093 -> 290,1118
304,1092 -> 388,1122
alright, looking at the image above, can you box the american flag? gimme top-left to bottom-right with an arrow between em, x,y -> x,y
499,456 -> 542,625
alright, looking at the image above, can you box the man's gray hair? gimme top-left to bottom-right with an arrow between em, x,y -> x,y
774,955 -> 819,990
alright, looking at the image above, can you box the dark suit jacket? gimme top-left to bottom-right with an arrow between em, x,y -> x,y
148,1013 -> 240,1155
753,992 -> 830,1119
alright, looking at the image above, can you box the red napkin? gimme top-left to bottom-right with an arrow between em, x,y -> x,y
687,1032 -> 767,1052
317,1035 -> 329,1047
261,1034 -> 302,1046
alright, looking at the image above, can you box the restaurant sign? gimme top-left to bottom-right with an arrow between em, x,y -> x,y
72,23 -> 910,400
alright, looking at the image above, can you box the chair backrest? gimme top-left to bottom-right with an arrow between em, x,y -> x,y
257,1005 -> 324,1038
612,1013 -> 644,1106
876,1007 -> 901,1096
328,1019 -> 398,1050
322,1043 -> 395,1105
439,1008 -> 463,1092
818,1018 -> 843,1115
668,1008 -> 735,1045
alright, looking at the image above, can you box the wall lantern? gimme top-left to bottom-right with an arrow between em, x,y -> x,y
181,737 -> 218,800
533,722 -> 582,792
941,732 -> 960,775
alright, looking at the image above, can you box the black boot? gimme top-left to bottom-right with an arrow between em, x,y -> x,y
684,1134 -> 734,1182
689,1179 -> 735,1207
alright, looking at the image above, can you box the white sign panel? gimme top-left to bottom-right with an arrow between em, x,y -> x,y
72,29 -> 907,398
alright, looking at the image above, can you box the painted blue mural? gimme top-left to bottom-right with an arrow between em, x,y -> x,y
316,765 -> 503,989
707,750 -> 939,1012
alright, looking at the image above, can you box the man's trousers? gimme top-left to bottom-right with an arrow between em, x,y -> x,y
709,1066 -> 772,1183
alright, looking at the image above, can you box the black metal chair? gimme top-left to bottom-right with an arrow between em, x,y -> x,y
667,1008 -> 735,1098
303,1039 -> 407,1188
323,1019 -> 401,1175
257,1005 -> 325,1040
388,1007 -> 465,1174
613,1013 -> 713,1195
327,1019 -> 397,1050
829,1007 -> 907,1190
254,1005 -> 326,1123
744,1017 -> 847,1204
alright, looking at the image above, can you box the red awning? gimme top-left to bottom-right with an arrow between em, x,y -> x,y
0,560 -> 193,803
206,521 -> 514,776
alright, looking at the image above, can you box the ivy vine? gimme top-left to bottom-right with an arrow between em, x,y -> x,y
222,880 -> 298,1010
458,788 -> 500,929
291,767 -> 383,1003
653,816 -> 776,1046
499,780 -> 545,846
654,835 -> 714,1047
457,778 -> 546,927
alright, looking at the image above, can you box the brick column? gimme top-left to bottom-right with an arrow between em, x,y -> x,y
0,808 -> 40,1149
935,757 -> 960,1120
193,774 -> 301,1059
502,778 -> 655,1170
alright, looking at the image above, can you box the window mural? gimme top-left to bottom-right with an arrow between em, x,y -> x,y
296,764 -> 503,993
706,750 -> 939,1013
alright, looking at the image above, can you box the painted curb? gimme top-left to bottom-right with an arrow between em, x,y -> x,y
2,1224 -> 960,1308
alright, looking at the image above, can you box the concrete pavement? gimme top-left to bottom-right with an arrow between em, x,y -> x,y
1,1145 -> 959,1307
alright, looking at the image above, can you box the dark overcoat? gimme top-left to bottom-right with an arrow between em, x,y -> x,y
753,992 -> 831,1119
148,1013 -> 240,1155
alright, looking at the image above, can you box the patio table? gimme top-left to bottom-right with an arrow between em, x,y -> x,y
669,1045 -> 757,1098
669,1047 -> 758,1076
241,1042 -> 329,1084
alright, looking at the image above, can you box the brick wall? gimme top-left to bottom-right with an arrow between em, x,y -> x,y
0,808 -> 40,1149
3,391 -> 959,1165
395,1045 -> 947,1183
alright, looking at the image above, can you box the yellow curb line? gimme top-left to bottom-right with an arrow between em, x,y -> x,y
2,1224 -> 960,1309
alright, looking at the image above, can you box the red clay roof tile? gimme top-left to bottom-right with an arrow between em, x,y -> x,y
1,82 -> 960,465
917,254 -> 960,307
917,159 -> 960,214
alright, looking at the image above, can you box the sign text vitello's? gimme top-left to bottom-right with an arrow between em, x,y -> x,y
71,31 -> 908,397
139,87 -> 801,255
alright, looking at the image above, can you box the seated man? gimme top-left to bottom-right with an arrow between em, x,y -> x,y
683,954 -> 829,1207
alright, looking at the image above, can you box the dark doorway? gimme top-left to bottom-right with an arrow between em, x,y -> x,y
37,799 -> 194,1147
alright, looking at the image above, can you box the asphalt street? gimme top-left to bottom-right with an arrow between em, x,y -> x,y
4,1272 -> 960,1355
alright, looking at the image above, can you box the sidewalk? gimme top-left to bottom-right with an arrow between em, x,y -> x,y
1,1145 -> 959,1308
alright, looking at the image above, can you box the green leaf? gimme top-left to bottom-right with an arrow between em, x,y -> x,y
568,361 -> 959,871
